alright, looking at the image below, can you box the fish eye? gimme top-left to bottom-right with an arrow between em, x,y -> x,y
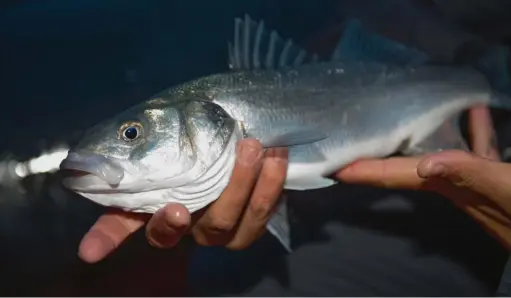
119,122 -> 143,142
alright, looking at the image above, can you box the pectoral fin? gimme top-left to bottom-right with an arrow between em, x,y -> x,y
259,128 -> 328,148
284,175 -> 337,190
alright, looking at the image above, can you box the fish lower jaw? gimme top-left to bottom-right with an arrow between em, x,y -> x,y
74,184 -> 229,214
62,175 -> 115,193
61,171 -> 143,193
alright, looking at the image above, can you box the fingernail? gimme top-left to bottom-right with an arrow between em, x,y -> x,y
422,163 -> 446,178
171,210 -> 189,229
237,142 -> 262,165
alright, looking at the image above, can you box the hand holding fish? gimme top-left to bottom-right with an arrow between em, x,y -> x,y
337,106 -> 511,249
146,140 -> 288,250
78,139 -> 288,263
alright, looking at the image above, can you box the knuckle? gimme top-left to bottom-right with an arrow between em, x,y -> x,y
206,216 -> 237,234
452,172 -> 475,188
249,194 -> 275,221
236,139 -> 263,168
226,164 -> 261,197
260,163 -> 286,184
223,177 -> 253,200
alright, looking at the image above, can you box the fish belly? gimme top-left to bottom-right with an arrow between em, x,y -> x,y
284,131 -> 403,190
283,97 -> 483,191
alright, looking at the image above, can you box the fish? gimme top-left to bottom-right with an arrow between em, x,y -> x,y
59,14 -> 511,251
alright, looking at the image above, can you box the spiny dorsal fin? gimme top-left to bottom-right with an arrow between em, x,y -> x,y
228,14 -> 317,70
228,15 -> 430,71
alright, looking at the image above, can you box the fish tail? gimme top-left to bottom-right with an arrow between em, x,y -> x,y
329,18 -> 430,67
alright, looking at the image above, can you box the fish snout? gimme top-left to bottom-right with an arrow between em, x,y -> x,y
59,151 -> 125,186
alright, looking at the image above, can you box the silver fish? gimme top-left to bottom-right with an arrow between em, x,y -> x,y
59,14 -> 511,251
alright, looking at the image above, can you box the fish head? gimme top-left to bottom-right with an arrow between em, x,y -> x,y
60,97 -> 240,213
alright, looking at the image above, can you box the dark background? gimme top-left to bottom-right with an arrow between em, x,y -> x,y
0,0 -> 510,296
0,0 -> 339,295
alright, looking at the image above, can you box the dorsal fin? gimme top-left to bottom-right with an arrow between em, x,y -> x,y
330,18 -> 429,67
472,44 -> 511,92
228,14 -> 318,70
228,15 -> 431,71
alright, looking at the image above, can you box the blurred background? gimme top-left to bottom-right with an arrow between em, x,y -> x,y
1,0 -> 511,295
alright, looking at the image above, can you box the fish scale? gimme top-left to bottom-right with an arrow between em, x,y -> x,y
60,14 -> 511,252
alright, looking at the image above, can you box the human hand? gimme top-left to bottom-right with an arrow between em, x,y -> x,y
336,106 -> 511,248
78,139 -> 288,263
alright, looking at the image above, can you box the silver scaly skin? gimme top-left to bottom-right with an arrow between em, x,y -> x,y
196,61 -> 490,173
59,14 -> 511,251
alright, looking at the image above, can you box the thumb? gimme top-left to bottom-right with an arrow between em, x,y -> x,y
417,150 -> 511,249
146,203 -> 191,249
417,150 -> 511,212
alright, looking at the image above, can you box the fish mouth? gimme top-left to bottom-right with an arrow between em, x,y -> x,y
59,151 -> 125,186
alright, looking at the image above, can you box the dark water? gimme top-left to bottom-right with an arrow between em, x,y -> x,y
0,0 -> 509,296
